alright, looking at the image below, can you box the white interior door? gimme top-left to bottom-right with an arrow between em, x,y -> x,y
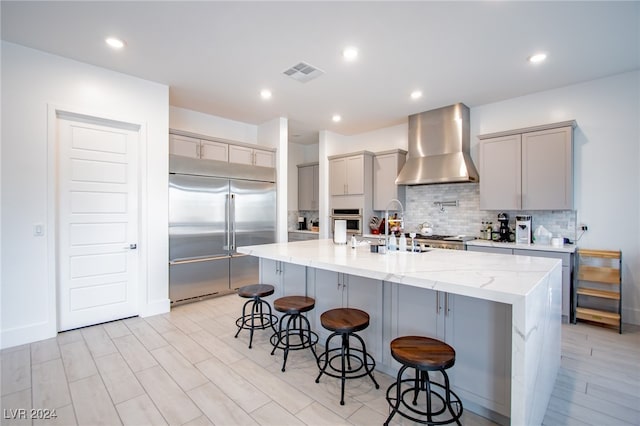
57,115 -> 139,331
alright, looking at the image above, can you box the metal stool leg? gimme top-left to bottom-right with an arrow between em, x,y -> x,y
384,364 -> 408,426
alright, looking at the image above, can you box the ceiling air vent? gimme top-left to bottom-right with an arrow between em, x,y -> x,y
283,61 -> 324,83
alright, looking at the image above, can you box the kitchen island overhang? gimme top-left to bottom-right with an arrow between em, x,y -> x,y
238,239 -> 562,426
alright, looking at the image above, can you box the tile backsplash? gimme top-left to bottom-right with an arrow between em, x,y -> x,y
288,210 -> 319,231
397,183 -> 577,240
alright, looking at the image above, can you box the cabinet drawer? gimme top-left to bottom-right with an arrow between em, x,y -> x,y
513,249 -> 571,267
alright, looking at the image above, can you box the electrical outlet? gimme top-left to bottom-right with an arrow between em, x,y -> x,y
579,224 -> 588,231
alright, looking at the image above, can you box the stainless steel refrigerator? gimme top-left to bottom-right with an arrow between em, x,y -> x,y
169,155 -> 276,303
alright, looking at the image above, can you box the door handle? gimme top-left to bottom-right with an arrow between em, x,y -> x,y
124,243 -> 137,250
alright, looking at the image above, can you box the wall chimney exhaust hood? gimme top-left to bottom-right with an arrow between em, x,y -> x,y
395,103 -> 479,185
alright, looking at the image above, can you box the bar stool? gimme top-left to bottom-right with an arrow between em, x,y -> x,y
234,284 -> 278,349
270,296 -> 318,372
384,336 -> 463,426
315,308 -> 379,405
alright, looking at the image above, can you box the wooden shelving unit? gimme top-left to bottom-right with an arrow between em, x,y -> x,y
573,249 -> 622,333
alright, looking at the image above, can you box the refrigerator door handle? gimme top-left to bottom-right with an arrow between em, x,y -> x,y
230,193 -> 236,251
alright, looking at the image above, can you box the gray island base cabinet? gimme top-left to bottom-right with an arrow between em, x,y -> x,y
241,240 -> 562,426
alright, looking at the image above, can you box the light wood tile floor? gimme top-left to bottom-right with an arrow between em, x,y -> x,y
1,294 -> 638,425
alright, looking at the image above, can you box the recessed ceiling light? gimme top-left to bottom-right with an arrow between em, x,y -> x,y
260,89 -> 272,100
528,53 -> 547,63
105,37 -> 125,49
332,114 -> 342,123
410,90 -> 423,100
342,47 -> 358,61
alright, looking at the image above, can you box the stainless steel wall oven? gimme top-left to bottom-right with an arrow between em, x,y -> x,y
330,208 -> 363,235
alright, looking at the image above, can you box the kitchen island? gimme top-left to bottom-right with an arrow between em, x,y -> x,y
237,239 -> 562,426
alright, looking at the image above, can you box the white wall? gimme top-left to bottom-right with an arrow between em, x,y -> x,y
288,143 -> 305,211
1,42 -> 170,348
470,70 -> 640,324
258,118 -> 288,242
169,106 -> 257,144
325,123 -> 408,157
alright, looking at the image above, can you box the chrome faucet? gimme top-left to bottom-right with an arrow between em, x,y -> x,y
385,198 -> 404,250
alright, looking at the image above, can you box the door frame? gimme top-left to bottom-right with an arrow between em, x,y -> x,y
47,104 -> 149,332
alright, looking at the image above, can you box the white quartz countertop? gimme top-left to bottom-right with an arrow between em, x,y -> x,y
466,239 -> 577,253
288,230 -> 319,234
238,239 -> 561,306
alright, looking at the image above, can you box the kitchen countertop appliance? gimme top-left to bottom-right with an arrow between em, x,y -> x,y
515,215 -> 532,245
497,212 -> 513,242
169,155 -> 276,304
297,216 -> 307,230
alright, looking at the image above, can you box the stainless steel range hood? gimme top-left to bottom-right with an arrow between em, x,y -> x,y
395,103 -> 479,185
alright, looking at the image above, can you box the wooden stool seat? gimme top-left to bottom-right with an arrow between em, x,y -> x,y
316,307 -> 379,405
237,284 -> 274,299
234,284 -> 277,349
390,336 -> 456,371
274,296 -> 315,314
270,295 -> 318,372
320,308 -> 369,333
384,336 -> 462,426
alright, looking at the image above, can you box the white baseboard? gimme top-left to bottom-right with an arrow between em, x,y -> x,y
1,321 -> 57,350
623,306 -> 640,326
139,298 -> 171,318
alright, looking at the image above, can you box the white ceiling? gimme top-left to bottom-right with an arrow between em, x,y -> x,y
2,1 -> 639,145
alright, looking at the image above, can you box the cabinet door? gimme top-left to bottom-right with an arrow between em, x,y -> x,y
521,127 -> 573,210
254,149 -> 275,168
514,249 -> 571,319
311,165 -> 319,209
313,269 -> 344,342
228,145 -> 254,165
444,294 -> 511,416
281,262 -> 306,296
479,135 -> 521,210
329,158 -> 347,195
260,258 -> 281,298
344,275 -> 383,362
298,165 -> 315,210
374,153 -> 404,210
394,285 -> 440,339
345,155 -> 364,195
200,140 -> 228,162
169,134 -> 200,158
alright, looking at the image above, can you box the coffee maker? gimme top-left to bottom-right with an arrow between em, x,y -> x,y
515,215 -> 532,244
297,216 -> 307,230
497,212 -> 512,242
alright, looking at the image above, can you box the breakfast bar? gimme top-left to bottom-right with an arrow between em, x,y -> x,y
238,239 -> 562,425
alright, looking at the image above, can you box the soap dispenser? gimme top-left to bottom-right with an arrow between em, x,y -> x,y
398,233 -> 407,252
388,234 -> 397,251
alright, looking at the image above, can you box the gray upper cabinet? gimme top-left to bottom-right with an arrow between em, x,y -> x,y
170,132 -> 275,167
169,134 -> 200,158
298,162 -> 319,210
228,145 -> 275,167
479,121 -> 575,210
479,134 -> 522,210
522,126 -> 573,210
373,150 -> 406,210
329,153 -> 372,196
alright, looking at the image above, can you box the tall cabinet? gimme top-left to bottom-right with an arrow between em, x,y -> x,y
373,149 -> 406,211
329,153 -> 373,196
478,121 -> 576,210
297,162 -> 319,211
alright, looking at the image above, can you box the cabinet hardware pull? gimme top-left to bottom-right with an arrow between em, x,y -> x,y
445,293 -> 449,316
